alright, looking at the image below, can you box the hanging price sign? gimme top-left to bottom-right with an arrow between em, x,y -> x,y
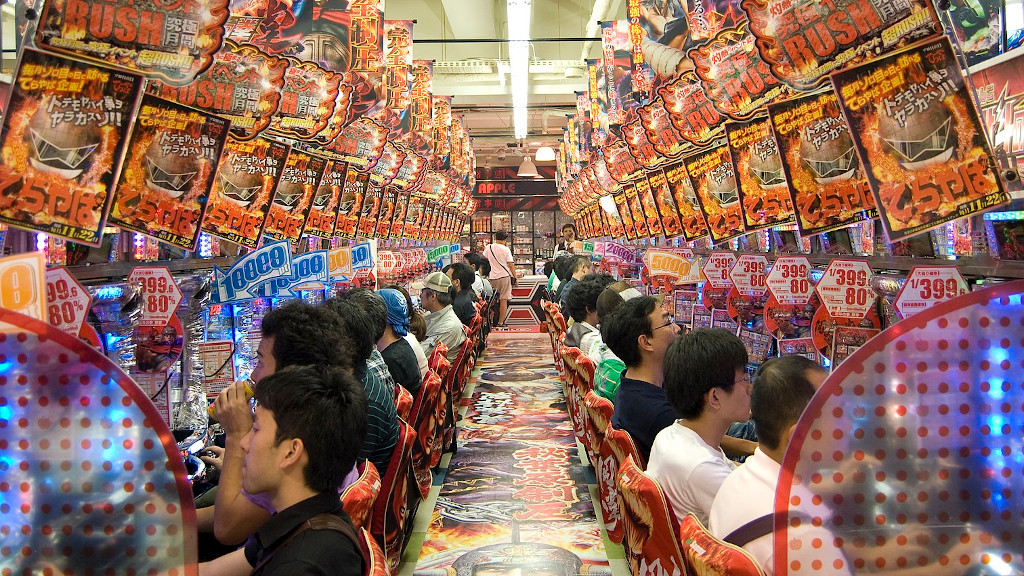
894,266 -> 969,317
766,256 -> 813,305
329,247 -> 353,282
815,260 -> 874,320
729,255 -> 769,297
0,252 -> 46,320
128,267 -> 183,327
45,267 -> 92,336
702,251 -> 737,289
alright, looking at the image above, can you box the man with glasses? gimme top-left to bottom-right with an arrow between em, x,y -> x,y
416,271 -> 466,363
647,328 -> 751,525
602,295 -> 680,462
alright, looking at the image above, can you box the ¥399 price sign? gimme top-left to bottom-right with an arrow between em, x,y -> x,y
45,267 -> 92,336
702,251 -> 737,289
895,266 -> 969,317
766,256 -> 813,305
729,254 -> 769,297
815,259 -> 874,320
128,267 -> 183,327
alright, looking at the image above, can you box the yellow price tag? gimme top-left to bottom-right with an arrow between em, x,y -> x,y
0,252 -> 46,320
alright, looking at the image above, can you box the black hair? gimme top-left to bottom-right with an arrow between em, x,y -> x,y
464,252 -> 482,268
601,295 -> 658,367
261,300 -> 354,371
565,278 -> 606,323
478,259 -> 491,277
321,297 -> 374,370
449,262 -> 476,294
581,273 -> 616,289
569,255 -> 591,277
553,255 -> 574,282
384,284 -> 426,342
543,260 -> 556,277
340,287 -> 387,341
494,230 -> 509,241
254,365 -> 368,493
664,329 -> 749,420
561,223 -> 577,233
751,356 -> 825,451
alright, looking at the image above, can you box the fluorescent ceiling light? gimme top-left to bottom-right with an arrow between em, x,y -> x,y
517,155 -> 539,178
507,0 -> 531,140
535,145 -> 555,162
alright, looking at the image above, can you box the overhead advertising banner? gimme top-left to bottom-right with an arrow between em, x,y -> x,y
263,150 -> 328,244
0,49 -> 143,246
625,185 -> 650,238
726,118 -> 796,231
390,191 -> 410,239
625,0 -> 652,100
685,145 -> 746,244
384,20 -> 414,141
202,136 -> 289,248
150,40 -> 289,141
648,169 -> 684,238
35,0 -> 229,85
304,159 -> 348,238
971,49 -> 1024,197
336,169 -> 368,239
269,59 -> 343,141
433,96 -> 453,167
623,118 -> 666,169
638,98 -> 690,159
317,117 -> 389,173
392,145 -> 427,192
368,141 -> 406,187
635,178 -> 665,237
831,37 -> 1009,242
211,240 -> 292,303
357,185 -> 382,237
603,141 -> 646,183
374,187 -> 397,238
109,94 -> 230,250
740,0 -> 941,91
768,89 -> 876,237
658,73 -> 723,147
410,60 -> 434,158
665,162 -> 710,241
404,195 -> 423,239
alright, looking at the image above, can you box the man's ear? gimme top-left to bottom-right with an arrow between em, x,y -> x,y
706,387 -> 721,411
279,437 -> 305,470
637,332 -> 654,353
780,422 -> 798,452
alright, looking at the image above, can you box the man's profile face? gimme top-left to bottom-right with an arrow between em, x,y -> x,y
240,404 -> 285,496
646,304 -> 679,359
446,269 -> 460,292
252,335 -> 277,382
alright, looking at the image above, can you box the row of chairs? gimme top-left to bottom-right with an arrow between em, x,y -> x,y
341,298 -> 493,575
539,300 -> 764,576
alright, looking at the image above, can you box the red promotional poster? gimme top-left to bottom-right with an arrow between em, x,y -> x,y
404,195 -> 423,240
390,191 -> 410,240
664,162 -> 710,241
357,185 -> 382,237
392,146 -> 427,192
658,73 -> 724,146
614,192 -> 639,240
831,37 -> 1009,242
648,170 -> 684,238
151,40 -> 289,141
263,150 -> 327,244
410,60 -> 434,158
688,23 -> 789,121
635,177 -> 665,237
726,118 -> 796,231
304,159 -> 348,239
602,202 -> 626,239
603,141 -> 646,184
35,0 -> 229,85
369,141 -> 406,187
638,99 -> 691,159
269,59 -> 343,141
625,185 -> 650,238
225,16 -> 262,43
971,50 -> 1024,196
684,144 -> 746,244
336,169 -> 368,239
0,50 -> 143,245
317,117 -> 389,173
433,96 -> 453,167
109,95 -> 229,250
383,20 -> 414,141
623,118 -> 667,169
768,89 -> 877,236
740,0 -> 941,91
201,136 -> 289,248
375,187 -> 397,238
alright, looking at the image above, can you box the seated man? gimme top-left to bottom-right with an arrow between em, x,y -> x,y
647,329 -> 750,525
557,255 -> 592,311
708,355 -> 827,575
445,262 -> 479,327
603,295 -> 680,462
200,365 -> 368,576
417,271 -> 466,363
587,280 -> 642,400
464,252 -> 494,299
377,288 -> 423,398
322,296 -> 400,478
200,301 -> 357,546
562,275 -> 613,349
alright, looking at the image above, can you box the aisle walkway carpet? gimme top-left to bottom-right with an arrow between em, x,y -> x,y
407,333 -> 620,576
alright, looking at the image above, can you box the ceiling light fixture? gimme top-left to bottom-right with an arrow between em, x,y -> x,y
534,145 -> 555,162
507,0 -> 531,140
517,154 -> 539,178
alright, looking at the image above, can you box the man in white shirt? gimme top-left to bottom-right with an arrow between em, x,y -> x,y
417,271 -> 466,363
647,329 -> 751,526
483,231 -> 516,326
708,355 -> 829,575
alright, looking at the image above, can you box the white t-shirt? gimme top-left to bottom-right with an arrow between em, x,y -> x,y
709,449 -> 850,576
647,422 -> 736,526
403,332 -> 429,379
484,243 -> 514,280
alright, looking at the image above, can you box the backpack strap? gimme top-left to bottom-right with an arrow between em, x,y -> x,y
253,513 -> 361,573
722,513 -> 774,548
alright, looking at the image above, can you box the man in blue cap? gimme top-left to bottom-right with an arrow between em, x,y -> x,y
377,288 -> 423,399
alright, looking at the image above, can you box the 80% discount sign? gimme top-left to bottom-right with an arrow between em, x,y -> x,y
128,267 -> 183,327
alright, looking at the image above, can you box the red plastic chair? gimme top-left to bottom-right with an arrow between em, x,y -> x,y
410,369 -> 444,498
559,346 -> 589,450
370,418 -> 417,572
428,342 -> 450,382
573,353 -> 597,461
358,526 -> 390,576
341,460 -> 381,531
442,336 -> 476,452
394,382 -> 413,423
678,514 -> 766,576
605,424 -> 648,471
617,455 -> 688,576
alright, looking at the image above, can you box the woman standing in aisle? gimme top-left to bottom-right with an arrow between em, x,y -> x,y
484,230 -> 517,327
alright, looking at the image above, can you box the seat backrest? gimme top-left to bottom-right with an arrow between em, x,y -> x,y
410,369 -> 444,498
575,354 -> 597,396
394,382 -> 413,423
341,460 -> 381,531
551,308 -> 568,337
678,514 -> 766,576
617,455 -> 688,576
583,390 -> 613,455
428,342 -> 450,381
596,423 -> 625,544
370,418 -> 417,572
605,425 -> 647,471
358,526 -> 390,576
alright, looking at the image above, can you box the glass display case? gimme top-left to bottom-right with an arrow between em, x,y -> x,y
469,210 -> 574,273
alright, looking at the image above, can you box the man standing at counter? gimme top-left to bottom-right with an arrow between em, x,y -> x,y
483,230 -> 517,326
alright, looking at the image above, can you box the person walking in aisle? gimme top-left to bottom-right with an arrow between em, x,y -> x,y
483,231 -> 517,326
